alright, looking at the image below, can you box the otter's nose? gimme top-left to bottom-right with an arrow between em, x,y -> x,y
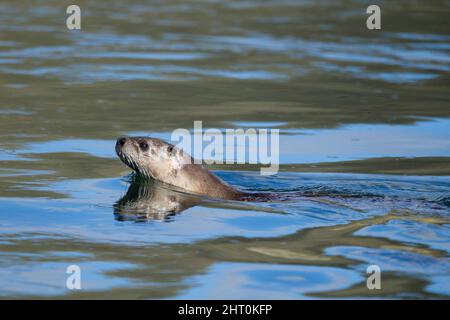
116,137 -> 127,147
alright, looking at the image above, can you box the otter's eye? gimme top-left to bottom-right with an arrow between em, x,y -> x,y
139,142 -> 149,151
167,145 -> 174,153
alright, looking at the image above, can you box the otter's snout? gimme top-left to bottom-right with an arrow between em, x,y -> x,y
116,137 -> 141,173
115,137 -> 129,158
116,137 -> 127,148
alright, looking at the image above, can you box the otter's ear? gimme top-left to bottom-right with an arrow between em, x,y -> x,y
167,145 -> 174,153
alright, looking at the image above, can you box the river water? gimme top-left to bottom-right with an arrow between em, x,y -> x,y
0,0 -> 449,298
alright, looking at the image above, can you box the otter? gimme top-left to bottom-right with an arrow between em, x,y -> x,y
115,136 -> 248,200
114,175 -> 201,221
115,137 -> 373,203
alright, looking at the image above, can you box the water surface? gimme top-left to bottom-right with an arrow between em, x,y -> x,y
0,0 -> 449,299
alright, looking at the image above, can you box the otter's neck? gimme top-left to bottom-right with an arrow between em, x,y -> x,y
177,164 -> 246,200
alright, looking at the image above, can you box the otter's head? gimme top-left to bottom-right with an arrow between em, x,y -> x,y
115,137 -> 192,180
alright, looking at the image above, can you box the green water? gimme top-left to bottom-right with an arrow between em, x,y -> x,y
0,0 -> 449,299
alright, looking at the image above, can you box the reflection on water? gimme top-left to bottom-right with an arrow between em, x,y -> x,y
113,176 -> 201,221
0,0 -> 449,299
